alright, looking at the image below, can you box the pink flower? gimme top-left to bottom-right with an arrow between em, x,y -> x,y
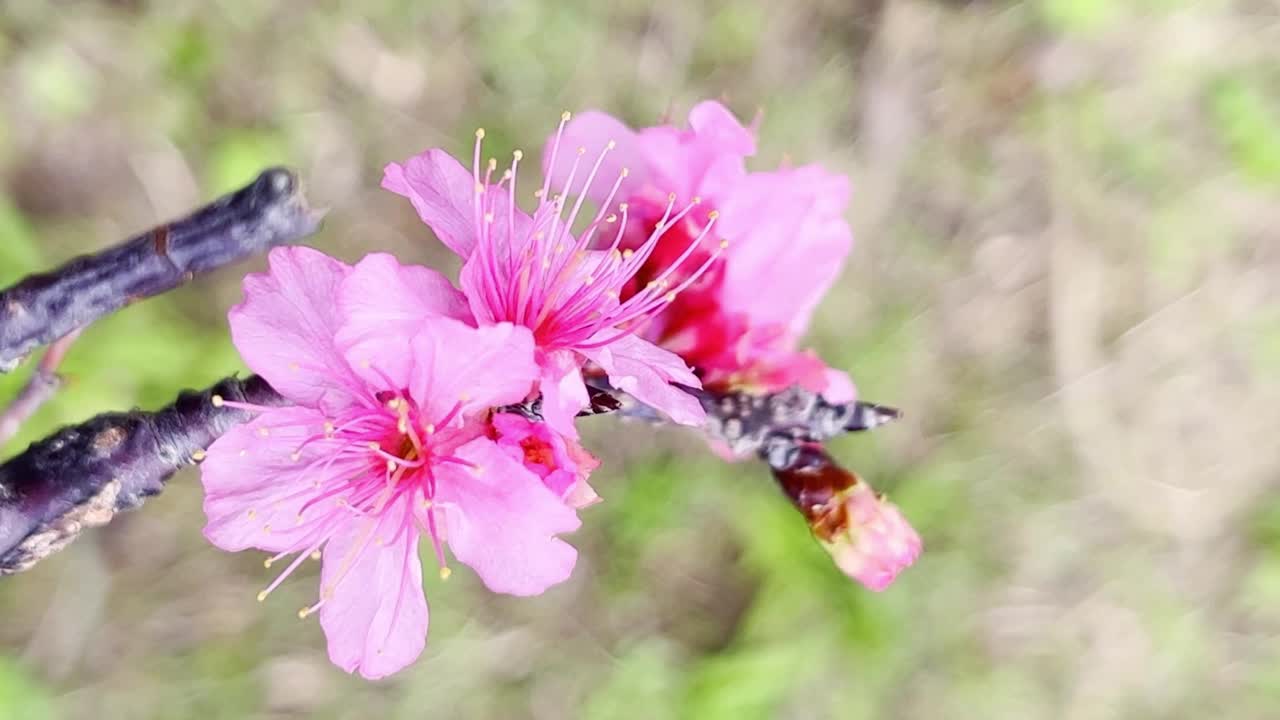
381,116 -> 727,437
200,246 -> 582,679
817,482 -> 922,591
543,102 -> 856,404
489,412 -> 600,509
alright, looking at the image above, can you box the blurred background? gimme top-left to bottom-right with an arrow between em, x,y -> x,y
2,0 -> 1279,718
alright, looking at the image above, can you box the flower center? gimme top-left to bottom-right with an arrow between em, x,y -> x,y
467,115 -> 730,352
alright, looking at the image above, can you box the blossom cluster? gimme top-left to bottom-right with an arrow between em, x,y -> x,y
198,102 -> 921,679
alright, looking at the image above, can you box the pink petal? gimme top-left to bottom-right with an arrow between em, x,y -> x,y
637,102 -> 753,200
579,334 -> 705,427
201,406 -> 360,553
318,499 -> 428,679
537,349 -> 589,438
820,368 -> 856,404
437,437 -> 580,596
825,487 -> 922,592
382,150 -> 480,258
336,253 -> 472,390
542,111 -> 647,207
407,317 -> 538,422
687,100 -> 756,157
229,247 -> 363,410
715,165 -> 852,334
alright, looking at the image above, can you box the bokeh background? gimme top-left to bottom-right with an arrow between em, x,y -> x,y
2,0 -> 1279,718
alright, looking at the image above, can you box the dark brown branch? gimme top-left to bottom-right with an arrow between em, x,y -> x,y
0,168 -> 324,373
0,375 -> 286,574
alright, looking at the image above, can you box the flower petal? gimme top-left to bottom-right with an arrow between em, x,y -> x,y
715,165 -> 852,334
437,437 -> 580,596
819,367 -> 856,404
543,111 -> 646,207
229,247 -> 362,410
337,253 -> 472,389
318,500 -> 428,680
537,349 -> 589,438
383,150 -> 479,259
637,101 -> 753,200
408,317 -> 538,422
687,100 -> 757,158
579,334 -> 705,427
201,406 -> 361,553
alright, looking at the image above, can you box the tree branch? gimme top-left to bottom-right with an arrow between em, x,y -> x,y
0,331 -> 81,448
0,375 -> 285,575
0,168 -> 324,373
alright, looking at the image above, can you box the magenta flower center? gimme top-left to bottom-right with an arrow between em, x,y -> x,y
215,390 -> 473,613
467,115 -> 729,351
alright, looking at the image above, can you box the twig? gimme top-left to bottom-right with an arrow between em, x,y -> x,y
0,331 -> 82,448
0,375 -> 284,575
0,168 -> 324,373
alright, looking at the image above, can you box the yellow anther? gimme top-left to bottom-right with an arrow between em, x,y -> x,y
290,451 -> 301,462
707,210 -> 720,220
475,127 -> 486,139
264,557 -> 274,568
257,590 -> 268,602
561,111 -> 572,122
367,441 -> 381,450
247,509 -> 256,518
323,421 -> 335,437
475,182 -> 485,194
606,214 -> 617,223
425,423 -> 435,434
606,140 -> 617,150
263,524 -> 272,534
191,450 -> 207,462
584,276 -> 595,285
387,459 -> 397,471
439,567 -> 453,580
692,196 -> 702,204
211,395 -> 225,407
513,149 -> 524,161
719,239 -> 730,249
258,427 -> 270,437
397,417 -> 409,434
619,202 -> 629,211
534,188 -> 545,198
487,157 -> 497,171
310,550 -> 322,561
665,292 -> 677,302
622,249 -> 634,259
297,607 -> 311,619
577,146 -> 586,155
668,192 -> 677,202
